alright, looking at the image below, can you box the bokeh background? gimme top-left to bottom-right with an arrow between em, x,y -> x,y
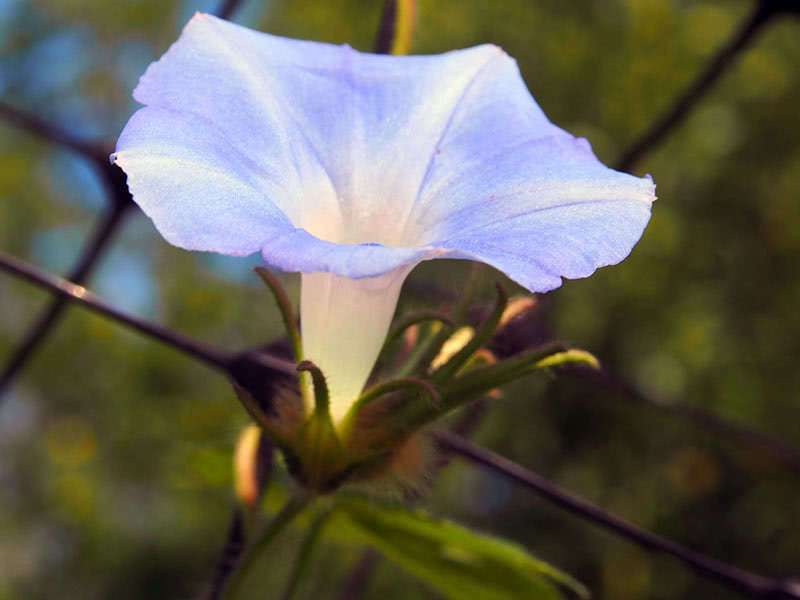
1,1 -> 799,598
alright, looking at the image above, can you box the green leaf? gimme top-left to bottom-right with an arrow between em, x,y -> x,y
335,497 -> 588,600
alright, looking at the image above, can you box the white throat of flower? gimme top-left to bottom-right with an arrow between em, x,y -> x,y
300,266 -> 413,425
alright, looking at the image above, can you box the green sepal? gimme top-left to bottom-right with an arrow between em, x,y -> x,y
350,377 -> 438,420
392,343 -> 565,431
438,343 -> 567,409
297,360 -> 331,417
294,361 -> 344,490
394,321 -> 454,378
231,382 -> 294,451
429,283 -> 508,384
381,310 -> 454,355
297,412 -> 342,491
254,266 -> 310,411
395,263 -> 484,378
254,267 -> 303,362
535,349 -> 600,370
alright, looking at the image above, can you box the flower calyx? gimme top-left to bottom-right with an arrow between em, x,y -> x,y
231,273 -> 600,495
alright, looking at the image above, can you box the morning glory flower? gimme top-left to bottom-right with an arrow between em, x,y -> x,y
112,13 -> 655,425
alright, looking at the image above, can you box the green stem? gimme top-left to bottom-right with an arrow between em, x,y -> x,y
281,508 -> 335,600
390,0 -> 418,55
220,494 -> 313,600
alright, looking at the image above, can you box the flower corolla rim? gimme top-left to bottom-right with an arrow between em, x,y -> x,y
111,12 -> 655,293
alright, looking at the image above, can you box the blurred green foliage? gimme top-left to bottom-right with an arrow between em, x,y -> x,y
1,1 -> 799,599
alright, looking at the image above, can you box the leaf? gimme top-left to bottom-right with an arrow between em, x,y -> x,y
335,497 -> 589,600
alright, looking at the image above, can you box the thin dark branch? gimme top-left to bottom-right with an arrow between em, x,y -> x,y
0,98 -> 133,400
574,366 -> 800,474
615,1 -> 774,172
0,101 -> 107,162
489,304 -> 800,475
0,252 -> 298,389
0,163 -> 131,400
214,0 -> 247,20
204,510 -> 246,600
0,200 -> 131,399
434,430 -> 800,600
0,252 -> 235,372
373,0 -> 398,54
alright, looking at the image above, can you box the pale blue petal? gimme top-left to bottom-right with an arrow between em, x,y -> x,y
401,53 -> 656,292
113,106 -> 441,277
125,14 -> 523,249
113,106 -> 442,277
437,193 -> 653,292
112,106 -> 295,256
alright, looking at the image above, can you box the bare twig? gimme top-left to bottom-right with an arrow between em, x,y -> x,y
0,101 -> 107,162
490,302 -> 800,475
0,199 -> 131,398
7,250 -> 800,600
434,430 -> 800,600
615,1 -> 775,172
0,102 -> 134,401
573,366 -> 800,473
1,252 -> 234,372
373,0 -> 398,54
205,510 -> 246,600
0,252 -> 296,389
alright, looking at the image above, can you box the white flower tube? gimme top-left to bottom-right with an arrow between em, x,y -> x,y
300,267 -> 410,423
